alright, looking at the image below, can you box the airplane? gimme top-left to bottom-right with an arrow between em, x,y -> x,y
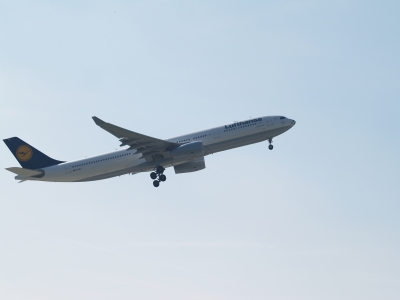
3,115 -> 296,187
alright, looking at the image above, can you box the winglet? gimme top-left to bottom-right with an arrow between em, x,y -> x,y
92,116 -> 106,125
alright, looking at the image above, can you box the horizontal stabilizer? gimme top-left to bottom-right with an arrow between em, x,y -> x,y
6,167 -> 43,177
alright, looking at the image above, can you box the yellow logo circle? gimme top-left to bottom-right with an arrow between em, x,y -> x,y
16,145 -> 33,161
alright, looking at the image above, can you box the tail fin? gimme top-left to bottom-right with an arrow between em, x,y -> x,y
3,137 -> 64,169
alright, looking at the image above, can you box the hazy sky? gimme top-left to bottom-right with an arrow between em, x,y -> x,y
1,1 -> 399,299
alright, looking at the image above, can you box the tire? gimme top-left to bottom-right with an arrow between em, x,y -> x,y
156,166 -> 164,174
159,174 -> 166,182
150,172 -> 157,179
153,180 -> 160,187
269,145 -> 273,150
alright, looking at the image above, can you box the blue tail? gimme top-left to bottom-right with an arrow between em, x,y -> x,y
3,137 -> 64,169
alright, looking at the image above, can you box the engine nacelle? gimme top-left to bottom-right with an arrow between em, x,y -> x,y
170,141 -> 203,160
174,157 -> 206,174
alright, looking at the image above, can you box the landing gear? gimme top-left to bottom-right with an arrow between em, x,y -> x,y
151,166 -> 167,187
268,138 -> 273,150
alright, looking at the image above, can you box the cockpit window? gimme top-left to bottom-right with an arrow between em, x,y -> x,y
280,117 -> 285,119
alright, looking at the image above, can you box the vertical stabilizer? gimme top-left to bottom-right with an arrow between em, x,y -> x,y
3,137 -> 64,169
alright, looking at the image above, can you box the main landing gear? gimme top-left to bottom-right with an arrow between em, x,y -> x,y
268,138 -> 273,150
150,166 -> 166,187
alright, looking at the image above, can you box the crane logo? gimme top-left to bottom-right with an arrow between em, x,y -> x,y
16,145 -> 32,161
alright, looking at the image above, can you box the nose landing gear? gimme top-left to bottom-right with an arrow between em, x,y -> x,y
150,166 -> 166,187
268,138 -> 273,150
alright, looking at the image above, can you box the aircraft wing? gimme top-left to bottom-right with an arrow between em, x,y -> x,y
92,117 -> 177,158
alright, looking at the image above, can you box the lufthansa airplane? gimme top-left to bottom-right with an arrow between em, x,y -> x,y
3,116 -> 296,187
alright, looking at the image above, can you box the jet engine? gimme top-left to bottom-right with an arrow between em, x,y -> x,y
174,157 -> 206,174
170,141 -> 203,160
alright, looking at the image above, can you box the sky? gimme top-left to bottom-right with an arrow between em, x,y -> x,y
0,1 -> 399,299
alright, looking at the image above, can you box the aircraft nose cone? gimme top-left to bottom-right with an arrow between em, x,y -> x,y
291,119 -> 296,126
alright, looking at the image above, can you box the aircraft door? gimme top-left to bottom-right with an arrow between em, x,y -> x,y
213,128 -> 220,139
257,119 -> 265,131
64,164 -> 72,174
265,117 -> 273,126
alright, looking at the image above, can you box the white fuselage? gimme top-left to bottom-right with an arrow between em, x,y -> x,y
19,116 -> 295,182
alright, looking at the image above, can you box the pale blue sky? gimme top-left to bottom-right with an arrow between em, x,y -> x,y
1,1 -> 399,299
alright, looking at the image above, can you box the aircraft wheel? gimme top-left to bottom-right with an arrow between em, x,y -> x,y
150,172 -> 157,179
153,180 -> 160,187
269,144 -> 273,150
156,166 -> 164,174
159,174 -> 166,182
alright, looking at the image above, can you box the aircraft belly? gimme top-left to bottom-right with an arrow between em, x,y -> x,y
207,133 -> 266,154
34,165 -> 73,182
206,126 -> 291,154
76,159 -> 132,182
75,156 -> 204,182
35,157 -> 134,182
